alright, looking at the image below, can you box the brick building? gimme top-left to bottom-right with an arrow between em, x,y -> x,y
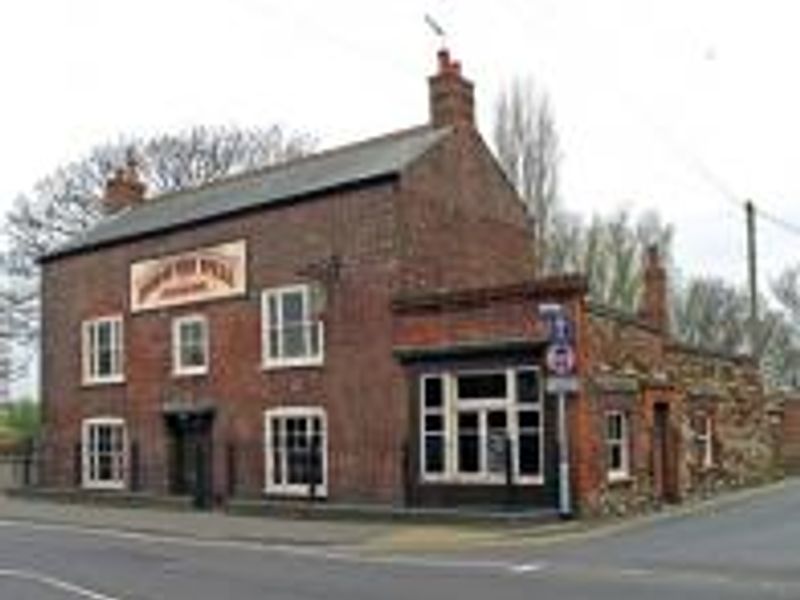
39,51 -> 776,516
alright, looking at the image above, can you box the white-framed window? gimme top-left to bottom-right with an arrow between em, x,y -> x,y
262,285 -> 323,368
82,316 -> 124,384
694,413 -> 714,469
264,407 -> 327,497
605,411 -> 630,481
419,367 -> 544,485
82,417 -> 127,490
172,315 -> 209,376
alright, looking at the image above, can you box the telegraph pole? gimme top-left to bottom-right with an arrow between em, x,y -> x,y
746,200 -> 758,355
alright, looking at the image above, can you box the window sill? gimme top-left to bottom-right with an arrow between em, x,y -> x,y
82,481 -> 126,491
81,377 -> 125,388
607,473 -> 633,485
172,368 -> 209,378
264,486 -> 328,498
262,358 -> 324,371
420,475 -> 545,486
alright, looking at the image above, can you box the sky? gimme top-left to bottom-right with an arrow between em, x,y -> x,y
1,0 -> 800,392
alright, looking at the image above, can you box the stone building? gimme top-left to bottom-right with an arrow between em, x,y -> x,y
38,50 -> 776,516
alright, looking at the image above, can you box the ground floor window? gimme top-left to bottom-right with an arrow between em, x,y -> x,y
264,407 -> 327,496
82,417 -> 127,489
605,411 -> 630,481
420,367 -> 544,485
693,412 -> 714,469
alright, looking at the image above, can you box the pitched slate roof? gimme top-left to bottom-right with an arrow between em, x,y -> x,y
44,125 -> 447,261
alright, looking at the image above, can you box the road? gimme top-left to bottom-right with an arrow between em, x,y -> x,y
1,481 -> 800,599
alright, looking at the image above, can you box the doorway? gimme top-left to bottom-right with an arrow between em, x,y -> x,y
652,402 -> 676,504
165,411 -> 214,508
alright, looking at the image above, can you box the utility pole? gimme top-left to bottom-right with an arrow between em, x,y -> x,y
746,200 -> 758,356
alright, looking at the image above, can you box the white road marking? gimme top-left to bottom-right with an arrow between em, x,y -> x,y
508,562 -> 546,574
0,568 -> 122,599
617,568 -> 653,577
0,518 -> 540,574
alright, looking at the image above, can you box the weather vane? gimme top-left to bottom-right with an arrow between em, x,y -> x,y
424,14 -> 447,49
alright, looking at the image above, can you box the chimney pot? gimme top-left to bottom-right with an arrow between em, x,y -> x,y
103,151 -> 146,214
437,49 -> 451,72
428,49 -> 475,129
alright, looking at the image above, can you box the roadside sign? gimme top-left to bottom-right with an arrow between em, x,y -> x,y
549,313 -> 574,343
547,377 -> 579,394
538,303 -> 575,344
546,343 -> 576,377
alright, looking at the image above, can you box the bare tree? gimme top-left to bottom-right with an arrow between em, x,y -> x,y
493,78 -> 560,271
545,208 -> 672,312
491,80 -> 673,313
671,274 -> 796,389
0,124 -> 316,370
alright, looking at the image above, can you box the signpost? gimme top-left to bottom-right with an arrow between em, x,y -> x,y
539,303 -> 578,519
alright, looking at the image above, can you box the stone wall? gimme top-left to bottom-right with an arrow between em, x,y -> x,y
580,306 -> 777,518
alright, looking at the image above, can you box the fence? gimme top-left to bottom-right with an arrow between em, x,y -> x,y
0,448 -> 39,490
11,437 -> 537,511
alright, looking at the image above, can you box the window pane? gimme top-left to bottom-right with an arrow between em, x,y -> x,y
309,322 -> 321,357
610,444 -> 622,470
457,373 -> 507,400
287,445 -> 307,484
519,410 -> 540,429
519,433 -> 541,475
607,413 -> 622,440
98,454 -> 113,481
425,414 -> 443,432
457,412 -> 480,473
268,331 -> 280,359
273,449 -> 283,484
268,296 -> 279,327
424,435 -> 444,473
283,324 -> 307,358
282,292 -> 305,324
486,411 -> 508,475
423,377 -> 444,408
516,370 -> 540,404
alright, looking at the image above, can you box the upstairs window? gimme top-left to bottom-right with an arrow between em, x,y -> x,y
82,417 -> 127,490
262,285 -> 323,368
82,316 -> 124,384
172,315 -> 209,376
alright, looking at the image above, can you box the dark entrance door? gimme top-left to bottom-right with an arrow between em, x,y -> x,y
652,402 -> 675,504
165,412 -> 214,508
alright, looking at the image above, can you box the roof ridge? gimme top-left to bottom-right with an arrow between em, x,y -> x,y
144,124 -> 439,207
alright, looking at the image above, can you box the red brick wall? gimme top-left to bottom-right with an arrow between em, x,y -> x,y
41,127 -> 539,504
397,128 -> 535,294
42,181 -> 408,501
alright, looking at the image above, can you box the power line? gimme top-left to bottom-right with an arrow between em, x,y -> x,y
754,206 -> 800,239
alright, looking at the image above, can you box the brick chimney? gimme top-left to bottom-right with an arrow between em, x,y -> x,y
428,49 -> 475,129
639,245 -> 668,334
103,153 -> 146,214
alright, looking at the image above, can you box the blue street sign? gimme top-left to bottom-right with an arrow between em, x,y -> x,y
549,313 -> 575,344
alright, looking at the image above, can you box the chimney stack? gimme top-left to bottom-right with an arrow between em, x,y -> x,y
428,49 -> 475,129
639,245 -> 668,334
103,151 -> 146,214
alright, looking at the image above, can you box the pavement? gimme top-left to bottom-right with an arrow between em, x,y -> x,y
0,480 -> 788,552
0,480 -> 797,598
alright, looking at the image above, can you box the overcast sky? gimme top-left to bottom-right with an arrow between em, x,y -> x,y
1,1 -> 798,293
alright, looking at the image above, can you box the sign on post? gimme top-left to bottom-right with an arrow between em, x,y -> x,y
538,302 -> 578,519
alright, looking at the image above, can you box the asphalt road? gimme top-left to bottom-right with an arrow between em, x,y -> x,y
1,481 -> 800,599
